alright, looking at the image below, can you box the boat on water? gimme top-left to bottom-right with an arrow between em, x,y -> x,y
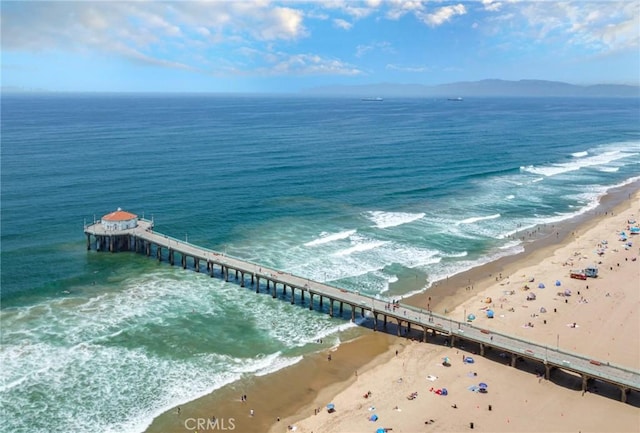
361,97 -> 383,101
448,97 -> 463,101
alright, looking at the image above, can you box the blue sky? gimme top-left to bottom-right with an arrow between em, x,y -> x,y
2,1 -> 639,92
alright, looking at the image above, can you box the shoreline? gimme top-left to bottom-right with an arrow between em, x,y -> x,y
144,331 -> 400,433
144,180 -> 639,433
406,179 -> 640,316
282,184 -> 639,433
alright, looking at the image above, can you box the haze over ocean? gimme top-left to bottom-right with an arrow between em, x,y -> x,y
1,94 -> 639,433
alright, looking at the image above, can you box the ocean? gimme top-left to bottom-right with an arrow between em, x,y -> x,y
1,94 -> 639,433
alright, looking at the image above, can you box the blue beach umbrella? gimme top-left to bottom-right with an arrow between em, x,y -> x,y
377,429 -> 386,433
479,382 -> 488,389
538,283 -> 545,289
555,280 -> 561,286
486,309 -> 494,318
327,403 -> 335,410
467,313 -> 476,321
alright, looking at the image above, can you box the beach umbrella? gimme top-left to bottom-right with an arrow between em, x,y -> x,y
486,309 -> 494,318
538,283 -> 545,289
479,382 -> 488,389
555,280 -> 561,286
369,414 -> 378,422
327,403 -> 335,410
467,314 -> 476,321
376,429 -> 386,433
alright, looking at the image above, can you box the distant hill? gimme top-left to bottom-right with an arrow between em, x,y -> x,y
304,79 -> 640,98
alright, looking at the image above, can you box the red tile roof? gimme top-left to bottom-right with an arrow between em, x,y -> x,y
102,209 -> 138,221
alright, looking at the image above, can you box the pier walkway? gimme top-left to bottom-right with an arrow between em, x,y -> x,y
84,218 -> 640,402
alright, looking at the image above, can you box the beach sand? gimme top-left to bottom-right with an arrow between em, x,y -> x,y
145,184 -> 639,433
145,331 -> 397,433
272,186 -> 640,433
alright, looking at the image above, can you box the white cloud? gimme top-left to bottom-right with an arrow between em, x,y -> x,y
196,27 -> 211,37
512,1 -> 639,54
1,2 -> 309,52
253,52 -> 363,76
253,6 -> 306,40
386,63 -> 431,72
418,4 -> 467,27
482,0 -> 502,12
3,0 -> 635,84
315,0 -> 379,19
0,1 -> 314,75
385,0 -> 426,20
355,41 -> 393,58
333,18 -> 353,30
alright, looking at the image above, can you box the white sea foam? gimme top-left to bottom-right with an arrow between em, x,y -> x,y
300,319 -> 361,347
254,354 -> 303,377
572,151 -> 588,158
597,166 -> 620,173
333,240 -> 388,257
366,211 -> 425,229
506,194 -> 515,200
254,297 -> 355,349
441,251 -> 468,258
304,229 -> 357,247
377,273 -> 399,295
520,149 -> 635,177
457,213 -> 501,225
421,243 -> 526,291
498,239 -> 523,250
0,269 -> 350,433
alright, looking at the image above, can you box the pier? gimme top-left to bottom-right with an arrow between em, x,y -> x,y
84,214 -> 640,403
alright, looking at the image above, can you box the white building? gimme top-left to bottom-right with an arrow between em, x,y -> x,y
101,208 -> 138,231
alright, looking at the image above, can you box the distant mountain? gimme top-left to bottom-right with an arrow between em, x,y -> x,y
304,79 -> 640,98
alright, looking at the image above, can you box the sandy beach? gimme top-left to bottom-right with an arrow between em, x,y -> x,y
272,186 -> 640,433
144,184 -> 639,433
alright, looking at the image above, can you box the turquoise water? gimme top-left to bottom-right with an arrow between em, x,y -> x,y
1,94 -> 639,432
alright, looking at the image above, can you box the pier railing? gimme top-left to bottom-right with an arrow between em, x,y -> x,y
84,220 -> 640,400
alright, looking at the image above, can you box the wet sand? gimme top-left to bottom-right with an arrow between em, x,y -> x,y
145,331 -> 397,433
278,183 -> 640,433
405,180 -> 640,317
145,181 -> 639,433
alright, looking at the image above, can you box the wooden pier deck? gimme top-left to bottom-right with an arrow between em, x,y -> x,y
84,219 -> 640,402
